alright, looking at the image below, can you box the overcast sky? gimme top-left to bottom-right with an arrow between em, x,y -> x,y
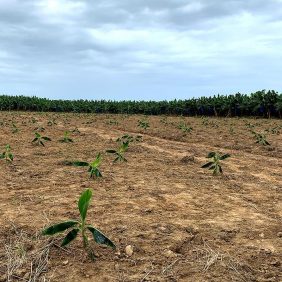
0,0 -> 282,100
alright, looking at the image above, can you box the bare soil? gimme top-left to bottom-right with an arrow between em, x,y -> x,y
0,112 -> 281,282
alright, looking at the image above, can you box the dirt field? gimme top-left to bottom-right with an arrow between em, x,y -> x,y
0,112 -> 281,282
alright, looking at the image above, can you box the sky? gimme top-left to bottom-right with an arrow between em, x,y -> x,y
0,0 -> 282,101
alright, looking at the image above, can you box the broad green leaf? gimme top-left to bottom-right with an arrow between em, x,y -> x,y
78,189 -> 92,221
87,226 -> 115,249
201,162 -> 213,168
61,228 -> 80,247
35,132 -> 41,138
106,150 -> 116,154
207,152 -> 216,158
220,154 -> 230,160
72,161 -> 89,167
42,136 -> 51,141
91,153 -> 101,167
42,220 -> 78,235
95,169 -> 102,177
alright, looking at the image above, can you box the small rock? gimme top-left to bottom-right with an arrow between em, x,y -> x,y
125,245 -> 134,257
62,260 -> 69,266
277,232 -> 282,238
164,250 -> 178,258
23,273 -> 30,280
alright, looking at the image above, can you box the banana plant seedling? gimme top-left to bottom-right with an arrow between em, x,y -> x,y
72,153 -> 102,178
60,131 -> 73,143
32,132 -> 51,146
202,117 -> 209,126
72,127 -> 81,134
34,126 -> 45,132
42,189 -> 115,259
116,134 -> 142,145
201,152 -> 230,175
106,142 -> 129,162
266,126 -> 281,135
252,131 -> 270,146
47,119 -> 57,126
106,119 -> 119,125
177,122 -> 193,134
138,119 -> 150,130
12,123 -> 19,133
0,144 -> 14,162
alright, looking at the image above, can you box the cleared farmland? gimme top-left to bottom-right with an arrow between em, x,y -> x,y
0,112 -> 281,281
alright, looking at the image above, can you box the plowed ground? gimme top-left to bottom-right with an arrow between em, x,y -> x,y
0,112 -> 281,281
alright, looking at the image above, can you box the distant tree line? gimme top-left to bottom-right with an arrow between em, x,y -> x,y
0,90 -> 281,118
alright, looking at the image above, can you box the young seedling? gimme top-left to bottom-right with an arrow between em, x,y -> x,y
0,144 -> 14,162
116,134 -> 142,145
252,131 -> 270,146
266,126 -> 281,135
106,142 -> 129,162
202,117 -> 209,126
72,153 -> 102,178
42,189 -> 115,259
47,119 -> 57,126
160,116 -> 168,125
201,152 -> 230,175
106,119 -> 119,125
60,131 -> 73,143
177,122 -> 193,134
12,123 -> 19,133
138,119 -> 150,130
34,126 -> 45,132
32,132 -> 51,146
72,127 -> 81,134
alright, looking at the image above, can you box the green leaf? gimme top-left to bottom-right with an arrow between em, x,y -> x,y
91,153 -> 101,167
87,226 -> 115,249
42,136 -> 51,141
201,162 -> 213,168
106,150 -> 116,154
61,228 -> 80,247
219,154 -> 230,160
78,189 -> 92,222
207,152 -> 216,158
32,137 -> 38,142
72,161 -> 89,167
42,221 -> 78,235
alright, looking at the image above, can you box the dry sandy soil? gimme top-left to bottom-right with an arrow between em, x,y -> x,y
0,112 -> 281,282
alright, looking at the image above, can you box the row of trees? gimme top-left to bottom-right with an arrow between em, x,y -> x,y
0,90 -> 281,118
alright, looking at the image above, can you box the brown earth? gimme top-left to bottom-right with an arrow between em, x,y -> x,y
0,112 -> 281,282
